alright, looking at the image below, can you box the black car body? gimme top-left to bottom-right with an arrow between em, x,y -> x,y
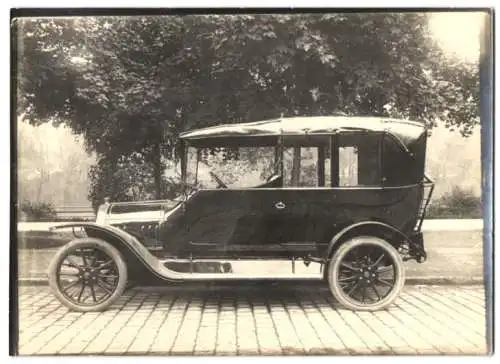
49,116 -> 434,312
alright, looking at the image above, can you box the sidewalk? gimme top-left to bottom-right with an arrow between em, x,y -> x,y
16,285 -> 489,355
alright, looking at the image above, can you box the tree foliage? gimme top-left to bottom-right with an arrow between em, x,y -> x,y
15,13 -> 479,205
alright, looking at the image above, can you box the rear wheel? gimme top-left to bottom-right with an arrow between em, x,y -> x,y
48,238 -> 128,312
327,236 -> 405,311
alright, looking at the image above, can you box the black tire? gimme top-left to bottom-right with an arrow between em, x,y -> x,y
48,238 -> 128,312
327,236 -> 405,311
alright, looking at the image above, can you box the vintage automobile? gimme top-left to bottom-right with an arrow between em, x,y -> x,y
48,116 -> 434,312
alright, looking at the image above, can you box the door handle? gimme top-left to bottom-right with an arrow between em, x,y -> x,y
275,201 -> 286,210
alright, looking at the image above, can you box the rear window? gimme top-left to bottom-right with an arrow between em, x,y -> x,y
338,133 -> 382,187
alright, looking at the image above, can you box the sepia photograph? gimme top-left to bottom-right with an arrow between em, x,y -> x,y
11,8 -> 493,356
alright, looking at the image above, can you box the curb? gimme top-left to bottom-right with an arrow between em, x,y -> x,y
405,276 -> 484,286
18,276 -> 485,287
18,277 -> 50,286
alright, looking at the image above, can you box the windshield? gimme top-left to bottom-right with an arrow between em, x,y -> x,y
186,146 -> 277,189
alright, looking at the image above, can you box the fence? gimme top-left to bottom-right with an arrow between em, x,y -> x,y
53,204 -> 95,220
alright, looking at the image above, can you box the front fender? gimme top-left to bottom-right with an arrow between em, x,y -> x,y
51,222 -> 175,282
326,221 -> 410,258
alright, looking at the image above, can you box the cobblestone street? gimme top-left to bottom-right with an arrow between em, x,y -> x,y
16,284 -> 488,355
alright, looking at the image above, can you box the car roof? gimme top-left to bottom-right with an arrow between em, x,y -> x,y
180,116 -> 426,148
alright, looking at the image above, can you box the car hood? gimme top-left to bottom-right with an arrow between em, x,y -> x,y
97,199 -> 183,226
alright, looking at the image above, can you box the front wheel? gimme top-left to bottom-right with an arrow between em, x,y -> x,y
327,236 -> 405,311
48,238 -> 128,312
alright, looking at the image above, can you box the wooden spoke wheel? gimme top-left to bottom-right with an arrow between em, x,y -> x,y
327,236 -> 405,311
48,238 -> 127,312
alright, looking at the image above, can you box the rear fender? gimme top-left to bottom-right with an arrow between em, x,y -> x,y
326,221 -> 410,259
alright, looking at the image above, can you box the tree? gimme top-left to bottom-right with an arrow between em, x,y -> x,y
15,13 -> 479,205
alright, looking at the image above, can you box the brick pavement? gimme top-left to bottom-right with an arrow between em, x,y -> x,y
16,284 -> 489,356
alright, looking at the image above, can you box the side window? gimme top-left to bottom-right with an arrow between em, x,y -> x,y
283,147 -> 319,187
339,146 -> 358,186
187,146 -> 279,189
185,147 -> 199,186
322,145 -> 331,187
338,134 -> 382,187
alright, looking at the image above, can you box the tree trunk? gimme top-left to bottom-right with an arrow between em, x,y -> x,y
291,146 -> 301,186
152,142 -> 162,199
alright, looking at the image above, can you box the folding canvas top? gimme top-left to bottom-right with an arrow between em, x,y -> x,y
180,116 -> 426,149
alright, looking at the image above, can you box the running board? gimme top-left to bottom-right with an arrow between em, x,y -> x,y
158,258 -> 325,280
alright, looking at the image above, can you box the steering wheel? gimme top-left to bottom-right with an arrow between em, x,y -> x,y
266,174 -> 278,182
209,171 -> 228,189
181,183 -> 199,198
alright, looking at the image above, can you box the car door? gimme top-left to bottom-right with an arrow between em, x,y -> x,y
256,189 -> 307,244
252,144 -> 335,255
256,189 -> 331,243
180,189 -> 264,255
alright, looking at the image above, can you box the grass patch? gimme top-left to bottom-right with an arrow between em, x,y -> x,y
427,187 -> 482,219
